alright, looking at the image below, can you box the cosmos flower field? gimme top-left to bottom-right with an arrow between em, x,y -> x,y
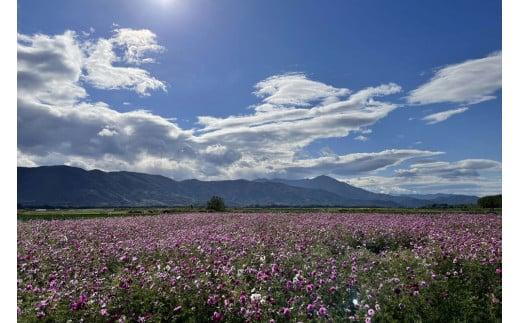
18,213 -> 501,322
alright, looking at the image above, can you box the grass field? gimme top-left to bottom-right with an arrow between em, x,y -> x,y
17,212 -> 501,322
17,205 -> 498,221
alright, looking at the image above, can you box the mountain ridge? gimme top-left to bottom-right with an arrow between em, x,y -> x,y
18,165 -> 479,208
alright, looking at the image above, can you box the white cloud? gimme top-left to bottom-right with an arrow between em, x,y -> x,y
111,28 -> 165,65
422,107 -> 468,124
272,149 -> 443,179
349,174 -> 501,196
348,158 -> 502,196
81,27 -> 96,37
18,99 -> 192,161
253,73 -> 351,107
319,146 -> 336,157
18,28 -> 167,99
18,80 -> 412,180
83,36 -> 166,96
195,78 -> 402,165
408,52 -> 501,105
98,127 -> 118,137
16,28 -> 188,172
17,31 -> 86,105
355,135 -> 368,141
395,159 -> 501,178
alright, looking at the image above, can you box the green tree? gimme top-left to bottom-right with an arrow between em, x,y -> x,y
206,196 -> 226,212
477,194 -> 501,210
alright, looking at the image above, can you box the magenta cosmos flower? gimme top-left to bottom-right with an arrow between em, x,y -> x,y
318,306 -> 328,317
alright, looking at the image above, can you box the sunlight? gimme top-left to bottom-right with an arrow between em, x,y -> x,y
154,0 -> 176,7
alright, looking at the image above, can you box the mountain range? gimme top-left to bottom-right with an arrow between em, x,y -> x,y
17,166 -> 479,208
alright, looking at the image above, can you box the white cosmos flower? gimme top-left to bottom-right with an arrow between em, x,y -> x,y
250,293 -> 262,302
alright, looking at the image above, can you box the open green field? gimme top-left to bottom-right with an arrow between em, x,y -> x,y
17,206 -> 499,221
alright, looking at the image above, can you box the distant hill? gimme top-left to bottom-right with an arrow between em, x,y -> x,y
18,166 -> 348,207
18,166 -> 479,208
18,165 -> 191,207
262,176 -> 426,208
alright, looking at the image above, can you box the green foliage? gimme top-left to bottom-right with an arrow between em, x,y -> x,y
17,205 -> 498,221
478,195 -> 502,209
206,196 -> 226,212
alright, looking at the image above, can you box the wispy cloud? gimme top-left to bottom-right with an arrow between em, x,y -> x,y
408,52 -> 501,105
253,73 -> 350,107
275,149 -> 443,179
349,159 -> 502,196
395,159 -> 501,178
422,107 -> 468,124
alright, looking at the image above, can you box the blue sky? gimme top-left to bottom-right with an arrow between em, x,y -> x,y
17,0 -> 502,195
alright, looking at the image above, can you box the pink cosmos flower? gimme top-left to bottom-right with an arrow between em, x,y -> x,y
207,295 -> 218,306
285,281 -> 293,290
79,294 -> 88,303
70,294 -> 88,311
212,311 -> 223,322
318,306 -> 328,317
239,293 -> 247,304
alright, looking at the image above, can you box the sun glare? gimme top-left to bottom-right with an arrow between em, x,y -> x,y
155,0 -> 175,6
